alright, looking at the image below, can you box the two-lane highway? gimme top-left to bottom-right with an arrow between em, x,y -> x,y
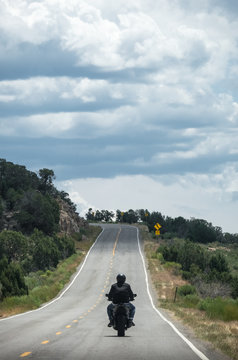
0,225 -> 227,360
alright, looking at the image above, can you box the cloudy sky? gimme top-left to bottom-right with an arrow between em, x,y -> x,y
1,0 -> 238,233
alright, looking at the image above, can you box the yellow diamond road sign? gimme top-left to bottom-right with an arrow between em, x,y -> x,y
155,230 -> 160,235
154,223 -> 161,230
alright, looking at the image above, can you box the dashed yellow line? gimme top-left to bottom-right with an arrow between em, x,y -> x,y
112,228 -> 121,256
20,352 -> 32,358
19,230 -> 120,359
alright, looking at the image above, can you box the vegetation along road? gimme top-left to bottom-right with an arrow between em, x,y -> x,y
0,224 -> 231,360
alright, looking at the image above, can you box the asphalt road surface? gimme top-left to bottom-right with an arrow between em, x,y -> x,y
0,224 -> 228,360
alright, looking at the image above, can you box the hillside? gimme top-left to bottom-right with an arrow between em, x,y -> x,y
0,158 -> 86,235
0,159 -> 88,301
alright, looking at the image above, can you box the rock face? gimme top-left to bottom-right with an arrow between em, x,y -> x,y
1,200 -> 87,235
58,199 -> 88,235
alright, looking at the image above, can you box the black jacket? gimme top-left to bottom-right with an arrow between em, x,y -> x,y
108,282 -> 134,304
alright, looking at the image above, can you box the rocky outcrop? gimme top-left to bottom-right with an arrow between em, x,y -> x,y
58,199 -> 88,235
1,200 -> 88,235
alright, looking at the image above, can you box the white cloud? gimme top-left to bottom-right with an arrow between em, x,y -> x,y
58,169 -> 238,233
1,0 -> 238,235
152,130 -> 238,163
228,102 -> 238,124
1,0 -> 238,75
0,105 -> 140,138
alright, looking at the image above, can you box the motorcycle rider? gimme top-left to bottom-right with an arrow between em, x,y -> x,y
107,274 -> 136,327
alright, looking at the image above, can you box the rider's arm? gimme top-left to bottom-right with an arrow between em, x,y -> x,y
128,284 -> 134,301
108,285 -> 115,301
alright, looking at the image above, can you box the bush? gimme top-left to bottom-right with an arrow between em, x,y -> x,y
198,297 -> 238,321
193,277 -> 232,298
182,294 -> 200,308
164,262 -> 182,275
182,271 -> 192,280
151,252 -> 164,262
178,284 -> 197,297
0,257 -> 28,298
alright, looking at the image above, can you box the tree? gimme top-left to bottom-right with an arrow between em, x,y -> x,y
101,210 -> 114,222
86,208 -> 95,221
95,210 -> 103,222
138,209 -> 150,223
116,209 -> 122,222
6,188 -> 22,211
30,230 -> 60,270
0,257 -> 28,299
177,240 -> 206,272
38,168 -> 55,194
16,190 -> 59,235
0,230 -> 27,263
0,159 -> 39,198
147,211 -> 165,232
188,218 -> 217,243
123,209 -> 139,224
209,253 -> 229,273
59,191 -> 77,212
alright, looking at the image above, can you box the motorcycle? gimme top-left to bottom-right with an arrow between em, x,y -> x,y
106,293 -> 137,337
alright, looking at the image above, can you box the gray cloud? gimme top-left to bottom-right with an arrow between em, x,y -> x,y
0,0 -> 238,232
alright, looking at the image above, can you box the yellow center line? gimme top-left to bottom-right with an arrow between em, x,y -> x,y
20,352 -> 32,357
73,320 -> 78,323
41,340 -> 49,345
66,325 -> 71,328
56,332 -> 62,335
112,228 -> 121,256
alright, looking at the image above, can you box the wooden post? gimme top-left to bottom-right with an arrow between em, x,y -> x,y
174,287 -> 178,303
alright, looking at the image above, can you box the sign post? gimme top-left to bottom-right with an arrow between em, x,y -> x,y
154,223 -> 162,236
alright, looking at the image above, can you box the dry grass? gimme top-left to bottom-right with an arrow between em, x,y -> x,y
140,226 -> 238,360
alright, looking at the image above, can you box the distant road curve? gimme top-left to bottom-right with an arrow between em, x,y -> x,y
0,224 -> 228,360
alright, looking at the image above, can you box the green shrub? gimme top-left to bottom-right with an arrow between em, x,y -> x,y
164,262 -> 182,275
178,284 -> 196,296
182,271 -> 192,280
182,294 -> 200,308
151,252 -> 164,262
198,297 -> 238,321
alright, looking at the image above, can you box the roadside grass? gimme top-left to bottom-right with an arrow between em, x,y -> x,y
0,225 -> 101,318
139,225 -> 238,360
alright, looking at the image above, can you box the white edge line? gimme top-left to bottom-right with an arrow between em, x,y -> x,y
0,228 -> 105,322
134,226 -> 210,360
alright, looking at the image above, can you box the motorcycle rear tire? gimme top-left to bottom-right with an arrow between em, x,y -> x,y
117,315 -> 126,337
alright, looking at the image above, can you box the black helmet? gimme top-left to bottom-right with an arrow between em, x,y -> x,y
116,274 -> 126,284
